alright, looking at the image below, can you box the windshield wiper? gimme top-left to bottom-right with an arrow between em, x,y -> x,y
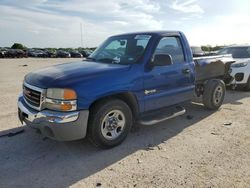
85,57 -> 96,61
85,57 -> 129,65
96,58 -> 115,64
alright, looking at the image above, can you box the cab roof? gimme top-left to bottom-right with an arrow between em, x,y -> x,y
111,31 -> 182,37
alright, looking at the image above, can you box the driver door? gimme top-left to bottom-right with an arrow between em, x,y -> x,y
143,36 -> 195,111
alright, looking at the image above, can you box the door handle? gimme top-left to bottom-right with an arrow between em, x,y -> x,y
182,68 -> 190,74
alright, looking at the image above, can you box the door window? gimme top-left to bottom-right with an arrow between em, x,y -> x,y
154,37 -> 185,63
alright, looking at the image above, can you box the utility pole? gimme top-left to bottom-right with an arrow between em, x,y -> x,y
80,23 -> 83,48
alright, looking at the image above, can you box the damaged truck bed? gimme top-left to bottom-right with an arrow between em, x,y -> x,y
194,54 -> 235,84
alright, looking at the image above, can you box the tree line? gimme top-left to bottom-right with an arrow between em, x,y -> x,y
9,43 -> 96,51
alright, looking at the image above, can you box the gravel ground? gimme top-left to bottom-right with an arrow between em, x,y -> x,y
0,58 -> 250,188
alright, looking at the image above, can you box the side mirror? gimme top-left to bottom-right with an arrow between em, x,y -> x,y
152,54 -> 173,66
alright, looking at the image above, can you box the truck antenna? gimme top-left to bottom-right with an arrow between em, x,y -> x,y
80,23 -> 83,48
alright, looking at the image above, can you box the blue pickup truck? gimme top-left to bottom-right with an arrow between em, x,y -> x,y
18,31 -> 234,148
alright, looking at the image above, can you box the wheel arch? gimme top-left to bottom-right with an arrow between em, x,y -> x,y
88,92 -> 140,120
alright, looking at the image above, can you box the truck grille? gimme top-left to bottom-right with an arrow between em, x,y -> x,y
23,85 -> 42,108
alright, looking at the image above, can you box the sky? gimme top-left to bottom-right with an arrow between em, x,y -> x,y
0,0 -> 250,48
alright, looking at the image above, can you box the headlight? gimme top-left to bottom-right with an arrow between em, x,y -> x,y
46,88 -> 77,100
45,88 -> 77,111
231,62 -> 247,68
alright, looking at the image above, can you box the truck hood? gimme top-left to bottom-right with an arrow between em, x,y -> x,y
25,61 -> 131,88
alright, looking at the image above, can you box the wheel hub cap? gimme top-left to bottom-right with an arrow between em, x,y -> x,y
101,110 -> 126,140
213,85 -> 223,105
107,117 -> 118,130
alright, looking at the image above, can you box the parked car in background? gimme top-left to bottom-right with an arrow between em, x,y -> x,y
0,48 -> 93,58
218,45 -> 250,90
209,50 -> 219,55
56,50 -> 71,58
0,51 -> 4,58
27,49 -> 36,57
191,46 -> 206,57
5,49 -> 27,58
70,51 -> 83,58
27,49 -> 48,58
45,50 -> 56,58
0,48 -> 7,58
80,49 -> 93,57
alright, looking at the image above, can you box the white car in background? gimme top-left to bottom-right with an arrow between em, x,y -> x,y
218,45 -> 250,90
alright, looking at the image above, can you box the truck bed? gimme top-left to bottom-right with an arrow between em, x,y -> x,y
194,54 -> 235,83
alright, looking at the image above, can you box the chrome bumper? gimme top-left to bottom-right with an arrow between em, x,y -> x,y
17,94 -> 89,141
18,99 -> 79,124
18,94 -> 79,124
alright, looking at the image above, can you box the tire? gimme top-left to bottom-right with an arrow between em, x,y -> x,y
202,79 -> 225,110
87,99 -> 133,149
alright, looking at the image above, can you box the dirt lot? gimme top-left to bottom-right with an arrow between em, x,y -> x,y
0,58 -> 250,188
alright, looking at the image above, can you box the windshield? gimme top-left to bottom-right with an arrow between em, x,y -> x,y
218,47 -> 250,58
88,34 -> 152,64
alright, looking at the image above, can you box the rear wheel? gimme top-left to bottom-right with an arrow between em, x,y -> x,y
87,99 -> 133,149
202,79 -> 225,110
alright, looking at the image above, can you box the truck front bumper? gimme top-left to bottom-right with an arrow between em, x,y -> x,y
18,95 -> 89,141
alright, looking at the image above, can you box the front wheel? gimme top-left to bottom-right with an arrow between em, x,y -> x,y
202,79 -> 226,110
87,99 -> 133,149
